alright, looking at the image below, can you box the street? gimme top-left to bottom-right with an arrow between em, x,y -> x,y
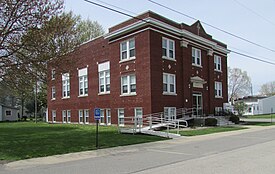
1,126 -> 275,174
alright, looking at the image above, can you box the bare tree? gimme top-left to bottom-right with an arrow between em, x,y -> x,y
0,0 -> 63,78
259,81 -> 275,96
228,67 -> 252,102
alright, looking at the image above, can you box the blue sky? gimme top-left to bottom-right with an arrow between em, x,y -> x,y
65,0 -> 275,94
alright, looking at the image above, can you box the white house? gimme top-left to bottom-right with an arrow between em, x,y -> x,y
0,104 -> 19,121
258,95 -> 275,115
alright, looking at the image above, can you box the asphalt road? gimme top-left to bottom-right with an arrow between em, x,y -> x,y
1,126 -> 275,174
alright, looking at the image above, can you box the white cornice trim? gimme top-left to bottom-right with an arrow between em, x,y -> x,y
105,17 -> 230,54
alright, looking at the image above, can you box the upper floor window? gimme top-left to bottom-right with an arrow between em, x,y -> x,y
162,38 -> 175,60
78,67 -> 88,96
120,39 -> 135,61
215,81 -> 222,98
98,61 -> 110,94
51,69 -> 56,80
214,55 -> 222,71
192,47 -> 201,66
121,74 -> 136,95
62,73 -> 70,98
163,73 -> 176,94
51,86 -> 56,100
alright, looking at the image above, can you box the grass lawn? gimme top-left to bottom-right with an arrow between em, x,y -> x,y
173,126 -> 247,136
243,122 -> 275,126
0,122 -> 166,161
247,114 -> 275,119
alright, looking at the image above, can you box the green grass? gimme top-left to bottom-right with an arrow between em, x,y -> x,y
173,126 -> 247,136
0,122 -> 166,161
247,114 -> 275,119
243,122 -> 275,126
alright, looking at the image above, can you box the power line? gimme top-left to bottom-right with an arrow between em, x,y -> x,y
83,0 -> 275,66
230,50 -> 275,66
147,0 -> 275,53
232,0 -> 275,27
83,0 -> 148,23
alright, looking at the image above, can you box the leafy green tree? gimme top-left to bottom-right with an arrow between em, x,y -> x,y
234,102 -> 248,116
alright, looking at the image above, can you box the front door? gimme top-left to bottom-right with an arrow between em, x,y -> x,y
193,93 -> 203,117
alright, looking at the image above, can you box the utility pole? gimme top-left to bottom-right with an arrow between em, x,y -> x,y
35,80 -> 38,123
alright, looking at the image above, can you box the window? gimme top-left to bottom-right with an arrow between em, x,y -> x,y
120,39 -> 135,61
121,75 -> 136,95
78,68 -> 88,96
215,81 -> 222,98
84,109 -> 89,124
106,109 -> 111,125
67,110 -> 71,123
214,55 -> 222,71
52,110 -> 56,123
135,108 -> 143,127
62,73 -> 70,98
51,69 -> 56,80
62,110 -> 67,123
99,109 -> 105,125
79,110 -> 83,123
98,62 -> 110,94
51,86 -> 56,100
5,110 -> 11,117
215,107 -> 223,115
118,108 -> 124,126
163,73 -> 176,94
192,47 -> 201,66
162,38 -> 175,60
164,107 -> 176,121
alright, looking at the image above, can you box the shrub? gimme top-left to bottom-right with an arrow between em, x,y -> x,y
205,118 -> 217,126
229,115 -> 240,124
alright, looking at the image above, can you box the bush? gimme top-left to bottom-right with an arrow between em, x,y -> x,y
229,115 -> 240,124
205,118 -> 217,126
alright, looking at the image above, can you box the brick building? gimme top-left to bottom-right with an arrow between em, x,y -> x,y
47,11 -> 229,125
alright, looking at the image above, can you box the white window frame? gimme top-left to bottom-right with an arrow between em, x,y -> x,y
135,108 -> 143,127
118,108 -> 124,126
121,74 -> 136,96
215,81 -> 223,98
192,47 -> 202,67
62,110 -> 67,123
120,38 -> 135,62
162,37 -> 175,60
51,69 -> 56,80
99,70 -> 110,94
62,73 -> 70,98
52,110 -> 56,123
78,68 -> 88,97
84,109 -> 89,124
106,109 -> 111,125
215,107 -> 223,115
163,73 -> 176,95
51,86 -> 56,100
164,107 -> 176,121
100,109 -> 105,125
67,110 -> 71,123
79,110 -> 83,123
214,55 -> 222,71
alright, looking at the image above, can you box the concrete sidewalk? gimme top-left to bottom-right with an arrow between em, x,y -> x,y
4,125 -> 275,171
